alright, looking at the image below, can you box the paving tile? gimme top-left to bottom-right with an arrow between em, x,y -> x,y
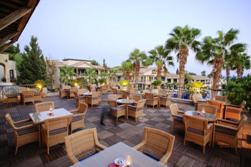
98,130 -> 114,139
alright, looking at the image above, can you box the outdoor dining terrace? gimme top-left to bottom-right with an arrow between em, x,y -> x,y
0,88 -> 250,167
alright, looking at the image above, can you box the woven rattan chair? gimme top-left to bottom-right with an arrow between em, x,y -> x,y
159,95 -> 171,108
21,90 -> 35,104
183,115 -> 213,153
215,95 -> 227,102
134,127 -> 175,165
86,91 -> 101,106
224,106 -> 242,122
214,119 -> 244,151
208,100 -> 225,119
70,101 -> 88,133
127,99 -> 146,121
65,128 -> 106,164
111,105 -> 126,122
197,103 -> 218,115
107,94 -> 120,107
5,113 -> 38,154
144,92 -> 159,108
59,85 -> 71,98
35,101 -> 55,112
170,103 -> 184,131
42,116 -> 72,154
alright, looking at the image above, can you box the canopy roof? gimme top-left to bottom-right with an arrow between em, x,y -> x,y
0,0 -> 39,53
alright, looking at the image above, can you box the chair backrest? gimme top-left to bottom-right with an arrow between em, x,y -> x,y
183,115 -> 208,135
192,93 -> 203,103
144,127 -> 175,162
135,99 -> 146,109
225,106 -> 242,121
91,91 -> 101,98
197,103 -> 217,115
62,85 -> 71,90
44,116 -> 71,136
35,101 -> 55,112
78,101 -> 88,114
22,90 -> 35,97
207,100 -> 224,118
170,103 -> 179,115
65,128 -> 99,163
144,92 -> 154,100
215,95 -> 227,102
132,94 -> 141,102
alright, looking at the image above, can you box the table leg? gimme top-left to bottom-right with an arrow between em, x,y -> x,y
126,104 -> 128,119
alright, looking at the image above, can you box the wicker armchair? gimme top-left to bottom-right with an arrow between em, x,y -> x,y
192,93 -> 203,104
127,99 -> 146,121
214,119 -> 244,151
5,113 -> 38,154
170,103 -> 184,131
86,91 -> 101,106
70,101 -> 88,133
21,90 -> 35,104
41,116 -> 72,154
31,89 -> 43,102
35,101 -> 55,112
207,100 -> 225,119
183,115 -> 213,153
134,127 -> 175,165
69,87 -> 78,98
111,105 -> 126,122
197,103 -> 217,115
224,106 -> 242,122
107,94 -> 120,107
144,92 -> 159,108
59,85 -> 71,98
215,95 -> 227,102
65,128 -> 106,164
159,96 -> 171,108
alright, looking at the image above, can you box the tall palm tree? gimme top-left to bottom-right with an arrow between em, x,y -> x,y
225,43 -> 248,79
234,53 -> 251,78
129,48 -> 148,86
120,60 -> 133,80
148,45 -> 174,80
196,28 -> 239,97
166,25 -> 201,98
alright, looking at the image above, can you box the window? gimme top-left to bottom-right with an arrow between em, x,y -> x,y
173,79 -> 177,83
9,70 -> 14,80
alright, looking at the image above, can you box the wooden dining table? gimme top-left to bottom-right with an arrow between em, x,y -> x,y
71,142 -> 166,167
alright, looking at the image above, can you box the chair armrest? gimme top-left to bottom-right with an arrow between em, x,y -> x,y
14,118 -> 31,123
96,143 -> 107,150
214,123 -> 238,131
153,97 -> 159,100
217,119 -> 239,126
14,124 -> 34,130
69,109 -> 78,113
134,141 -> 146,150
160,151 -> 172,165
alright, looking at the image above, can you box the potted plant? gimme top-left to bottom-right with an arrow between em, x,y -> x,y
119,80 -> 130,91
189,81 -> 206,101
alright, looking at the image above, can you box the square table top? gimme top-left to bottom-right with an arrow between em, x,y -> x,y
29,108 -> 73,124
71,142 -> 166,167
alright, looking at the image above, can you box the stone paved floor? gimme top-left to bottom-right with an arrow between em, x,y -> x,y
0,95 -> 241,167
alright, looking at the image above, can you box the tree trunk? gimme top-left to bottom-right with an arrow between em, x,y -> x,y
211,57 -> 224,98
178,48 -> 188,98
156,65 -> 162,80
134,61 -> 140,89
237,66 -> 243,79
226,65 -> 230,81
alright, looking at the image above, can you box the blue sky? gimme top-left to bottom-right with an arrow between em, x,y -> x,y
18,0 -> 251,76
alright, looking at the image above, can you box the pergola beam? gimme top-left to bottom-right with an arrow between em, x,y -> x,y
0,41 -> 13,53
0,32 -> 18,47
0,8 -> 32,31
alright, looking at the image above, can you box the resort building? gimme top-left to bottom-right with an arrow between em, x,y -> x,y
51,58 -> 104,89
115,67 -> 211,90
0,53 -> 17,83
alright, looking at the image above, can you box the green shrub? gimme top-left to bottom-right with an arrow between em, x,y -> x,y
225,76 -> 251,112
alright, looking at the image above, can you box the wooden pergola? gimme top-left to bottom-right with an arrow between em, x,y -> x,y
0,0 -> 39,53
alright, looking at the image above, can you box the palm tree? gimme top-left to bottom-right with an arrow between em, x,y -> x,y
60,66 -> 75,85
84,68 -> 98,85
196,28 -> 239,97
148,45 -> 174,80
128,48 -> 148,86
166,25 -> 201,98
120,60 -> 133,80
225,43 -> 248,79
